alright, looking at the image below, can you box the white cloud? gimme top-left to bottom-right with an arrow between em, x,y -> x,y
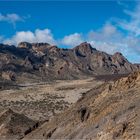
0,13 -> 26,27
118,2 -> 140,37
88,23 -> 122,42
61,33 -> 84,47
0,13 -> 22,22
89,41 -> 119,55
35,29 -> 55,43
85,21 -> 140,63
58,24 -> 126,55
117,1 -> 129,8
3,28 -> 56,45
3,24 -> 139,62
87,23 -> 125,54
2,24 -> 140,63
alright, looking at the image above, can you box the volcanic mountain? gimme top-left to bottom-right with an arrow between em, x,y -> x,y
1,42 -> 140,140
0,42 -> 139,83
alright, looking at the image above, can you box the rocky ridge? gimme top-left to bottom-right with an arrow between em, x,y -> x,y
23,71 -> 140,139
0,42 -> 139,83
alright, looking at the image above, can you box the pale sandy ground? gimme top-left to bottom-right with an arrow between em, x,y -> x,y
0,78 -> 103,121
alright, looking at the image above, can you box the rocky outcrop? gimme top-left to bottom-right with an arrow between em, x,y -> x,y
0,42 -> 139,82
23,71 -> 140,139
73,42 -> 96,57
18,42 -> 32,49
77,106 -> 90,122
0,109 -> 38,139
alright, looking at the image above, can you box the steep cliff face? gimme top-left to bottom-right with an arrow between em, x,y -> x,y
24,71 -> 140,140
0,42 -> 139,82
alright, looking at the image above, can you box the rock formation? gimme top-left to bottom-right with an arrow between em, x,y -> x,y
0,109 -> 38,139
0,42 -> 139,83
23,71 -> 140,139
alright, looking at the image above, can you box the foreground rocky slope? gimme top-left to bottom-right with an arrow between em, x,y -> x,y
0,78 -> 103,139
0,42 -> 139,83
0,109 -> 38,139
24,71 -> 140,139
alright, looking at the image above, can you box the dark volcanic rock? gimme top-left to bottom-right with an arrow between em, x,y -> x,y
74,42 -> 96,57
18,42 -> 32,49
0,42 -> 139,82
78,106 -> 90,122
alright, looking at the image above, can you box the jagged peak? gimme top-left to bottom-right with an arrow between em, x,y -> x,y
74,42 -> 96,50
112,51 -> 129,64
32,42 -> 51,46
73,42 -> 96,57
79,41 -> 91,46
113,52 -> 123,56
18,42 -> 55,50
18,42 -> 32,49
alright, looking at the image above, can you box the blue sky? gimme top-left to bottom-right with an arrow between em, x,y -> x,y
0,1 -> 127,38
0,1 -> 140,63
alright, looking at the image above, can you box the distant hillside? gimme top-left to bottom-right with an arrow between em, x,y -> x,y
0,42 -> 139,83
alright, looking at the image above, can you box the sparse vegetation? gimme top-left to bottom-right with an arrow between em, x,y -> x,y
0,78 -> 98,121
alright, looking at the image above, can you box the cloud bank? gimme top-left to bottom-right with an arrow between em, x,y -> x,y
4,29 -> 56,45
61,33 -> 84,47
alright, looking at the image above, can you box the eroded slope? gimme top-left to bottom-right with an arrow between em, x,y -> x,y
24,71 -> 140,139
